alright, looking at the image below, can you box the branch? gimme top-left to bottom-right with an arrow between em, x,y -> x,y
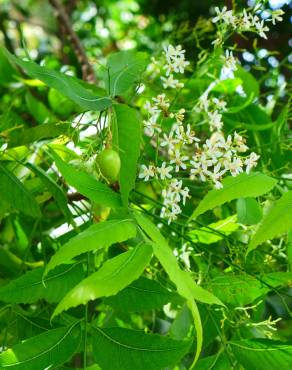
48,0 -> 96,83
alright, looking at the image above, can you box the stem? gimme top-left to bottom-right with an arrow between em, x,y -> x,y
83,303 -> 88,370
83,252 -> 90,370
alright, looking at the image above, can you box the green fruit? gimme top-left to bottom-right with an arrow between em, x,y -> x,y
96,149 -> 121,182
48,88 -> 75,118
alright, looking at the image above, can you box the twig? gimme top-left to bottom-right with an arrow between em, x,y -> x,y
48,0 -> 96,83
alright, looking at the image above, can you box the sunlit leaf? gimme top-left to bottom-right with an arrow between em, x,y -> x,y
135,212 -> 224,367
2,47 -> 112,112
0,264 -> 85,304
190,173 -> 277,220
104,50 -> 148,96
0,323 -> 81,369
247,191 -> 292,254
44,218 -> 137,276
91,326 -> 191,370
114,104 -> 141,205
230,339 -> 292,370
52,243 -> 152,318
104,276 -> 182,312
51,150 -> 122,208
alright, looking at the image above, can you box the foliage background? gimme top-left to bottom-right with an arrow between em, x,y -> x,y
0,0 -> 291,369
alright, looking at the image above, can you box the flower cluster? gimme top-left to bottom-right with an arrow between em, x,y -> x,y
190,132 -> 259,189
139,44 -> 261,223
212,5 -> 284,42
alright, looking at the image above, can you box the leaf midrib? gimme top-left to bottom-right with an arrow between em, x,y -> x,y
93,327 -> 188,353
1,322 -> 80,367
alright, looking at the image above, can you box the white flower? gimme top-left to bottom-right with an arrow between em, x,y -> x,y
184,124 -> 200,145
160,132 -> 178,151
166,206 -> 180,224
245,152 -> 260,174
143,115 -> 161,136
198,92 -> 210,112
163,44 -> 189,76
161,74 -> 184,89
157,162 -> 173,180
152,94 -> 170,111
212,6 -> 237,27
233,132 -> 248,152
190,165 -> 207,182
144,100 -> 161,115
169,108 -> 185,123
180,186 -> 190,205
271,9 -> 284,25
212,98 -> 227,111
169,149 -> 189,172
139,164 -> 156,181
227,157 -> 243,176
240,9 -> 252,30
172,58 -> 190,74
208,110 -> 223,131
163,44 -> 186,62
223,50 -> 237,72
205,163 -> 226,188
255,20 -> 269,39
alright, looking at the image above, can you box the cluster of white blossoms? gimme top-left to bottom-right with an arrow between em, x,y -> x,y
212,5 -> 284,42
190,131 -> 260,189
139,25 -> 280,223
139,44 -> 261,223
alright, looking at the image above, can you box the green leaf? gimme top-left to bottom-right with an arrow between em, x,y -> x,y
135,212 -> 224,306
25,92 -> 55,124
207,272 -> 292,306
0,263 -> 85,304
104,276 -> 182,312
114,104 -> 141,205
287,230 -> 292,271
7,122 -> 71,148
0,163 -> 41,218
247,191 -> 292,254
91,326 -> 191,370
51,150 -> 122,208
170,304 -> 193,340
207,274 -> 265,306
52,243 -> 152,318
0,323 -> 81,369
212,77 -> 243,94
190,173 -> 277,220
105,50 -> 148,96
262,271 -> 292,288
196,353 -> 231,370
237,197 -> 262,225
229,339 -> 292,370
2,47 -> 112,112
135,212 -> 224,367
44,218 -> 137,276
26,163 -> 73,224
188,215 -> 239,244
0,48 -> 17,85
235,66 -> 260,98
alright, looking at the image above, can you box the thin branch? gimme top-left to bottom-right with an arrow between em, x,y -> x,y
48,0 -> 96,83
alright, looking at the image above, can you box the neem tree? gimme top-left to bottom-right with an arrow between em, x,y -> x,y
0,1 -> 291,369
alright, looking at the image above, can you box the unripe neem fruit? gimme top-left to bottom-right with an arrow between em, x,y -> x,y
96,148 -> 121,182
